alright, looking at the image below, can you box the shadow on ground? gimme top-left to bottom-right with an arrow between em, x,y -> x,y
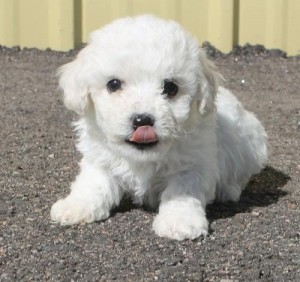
207,166 -> 290,221
111,166 -> 290,220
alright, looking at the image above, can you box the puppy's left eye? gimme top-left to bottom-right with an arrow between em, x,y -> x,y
163,80 -> 178,98
107,79 -> 122,92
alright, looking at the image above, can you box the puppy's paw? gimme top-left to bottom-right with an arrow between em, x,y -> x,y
152,199 -> 208,240
50,196 -> 110,225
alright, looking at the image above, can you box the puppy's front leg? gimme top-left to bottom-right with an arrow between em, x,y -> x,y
153,170 -> 215,240
51,160 -> 122,225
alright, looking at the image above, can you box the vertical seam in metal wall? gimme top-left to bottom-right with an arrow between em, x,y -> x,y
282,0 -> 288,52
176,0 -> 181,22
233,0 -> 240,48
128,0 -> 133,17
15,0 -> 20,46
74,0 -> 82,48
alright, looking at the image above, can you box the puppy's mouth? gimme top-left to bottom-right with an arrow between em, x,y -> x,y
126,125 -> 159,150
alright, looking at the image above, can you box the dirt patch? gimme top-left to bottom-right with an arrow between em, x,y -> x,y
0,45 -> 299,281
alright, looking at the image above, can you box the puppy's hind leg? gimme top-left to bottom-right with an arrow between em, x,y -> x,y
216,89 -> 267,202
51,160 -> 122,225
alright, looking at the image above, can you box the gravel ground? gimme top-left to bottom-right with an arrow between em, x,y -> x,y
0,45 -> 299,281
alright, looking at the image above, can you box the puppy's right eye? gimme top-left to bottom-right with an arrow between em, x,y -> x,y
107,79 -> 122,92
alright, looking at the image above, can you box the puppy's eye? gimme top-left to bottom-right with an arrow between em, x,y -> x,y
107,79 -> 122,92
163,80 -> 178,98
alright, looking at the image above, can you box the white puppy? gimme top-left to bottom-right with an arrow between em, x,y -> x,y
51,15 -> 267,240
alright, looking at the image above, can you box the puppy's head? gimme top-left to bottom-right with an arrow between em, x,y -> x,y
59,15 -> 219,161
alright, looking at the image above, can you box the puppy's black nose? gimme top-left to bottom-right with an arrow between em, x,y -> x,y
132,114 -> 155,128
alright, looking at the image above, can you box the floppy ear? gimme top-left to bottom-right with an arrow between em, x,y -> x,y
58,50 -> 91,115
197,49 -> 221,116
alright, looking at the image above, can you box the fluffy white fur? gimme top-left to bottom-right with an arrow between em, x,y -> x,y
51,15 -> 267,240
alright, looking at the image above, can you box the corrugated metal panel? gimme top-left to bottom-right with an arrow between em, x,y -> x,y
285,0 -> 300,55
48,0 -> 75,51
81,0 -> 130,43
0,0 -> 299,55
0,0 -> 19,47
80,0 -> 182,43
0,0 -> 74,51
179,0 -> 234,53
81,0 -> 234,52
239,0 -> 300,55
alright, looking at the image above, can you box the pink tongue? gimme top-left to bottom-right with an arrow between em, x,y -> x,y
130,126 -> 158,143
